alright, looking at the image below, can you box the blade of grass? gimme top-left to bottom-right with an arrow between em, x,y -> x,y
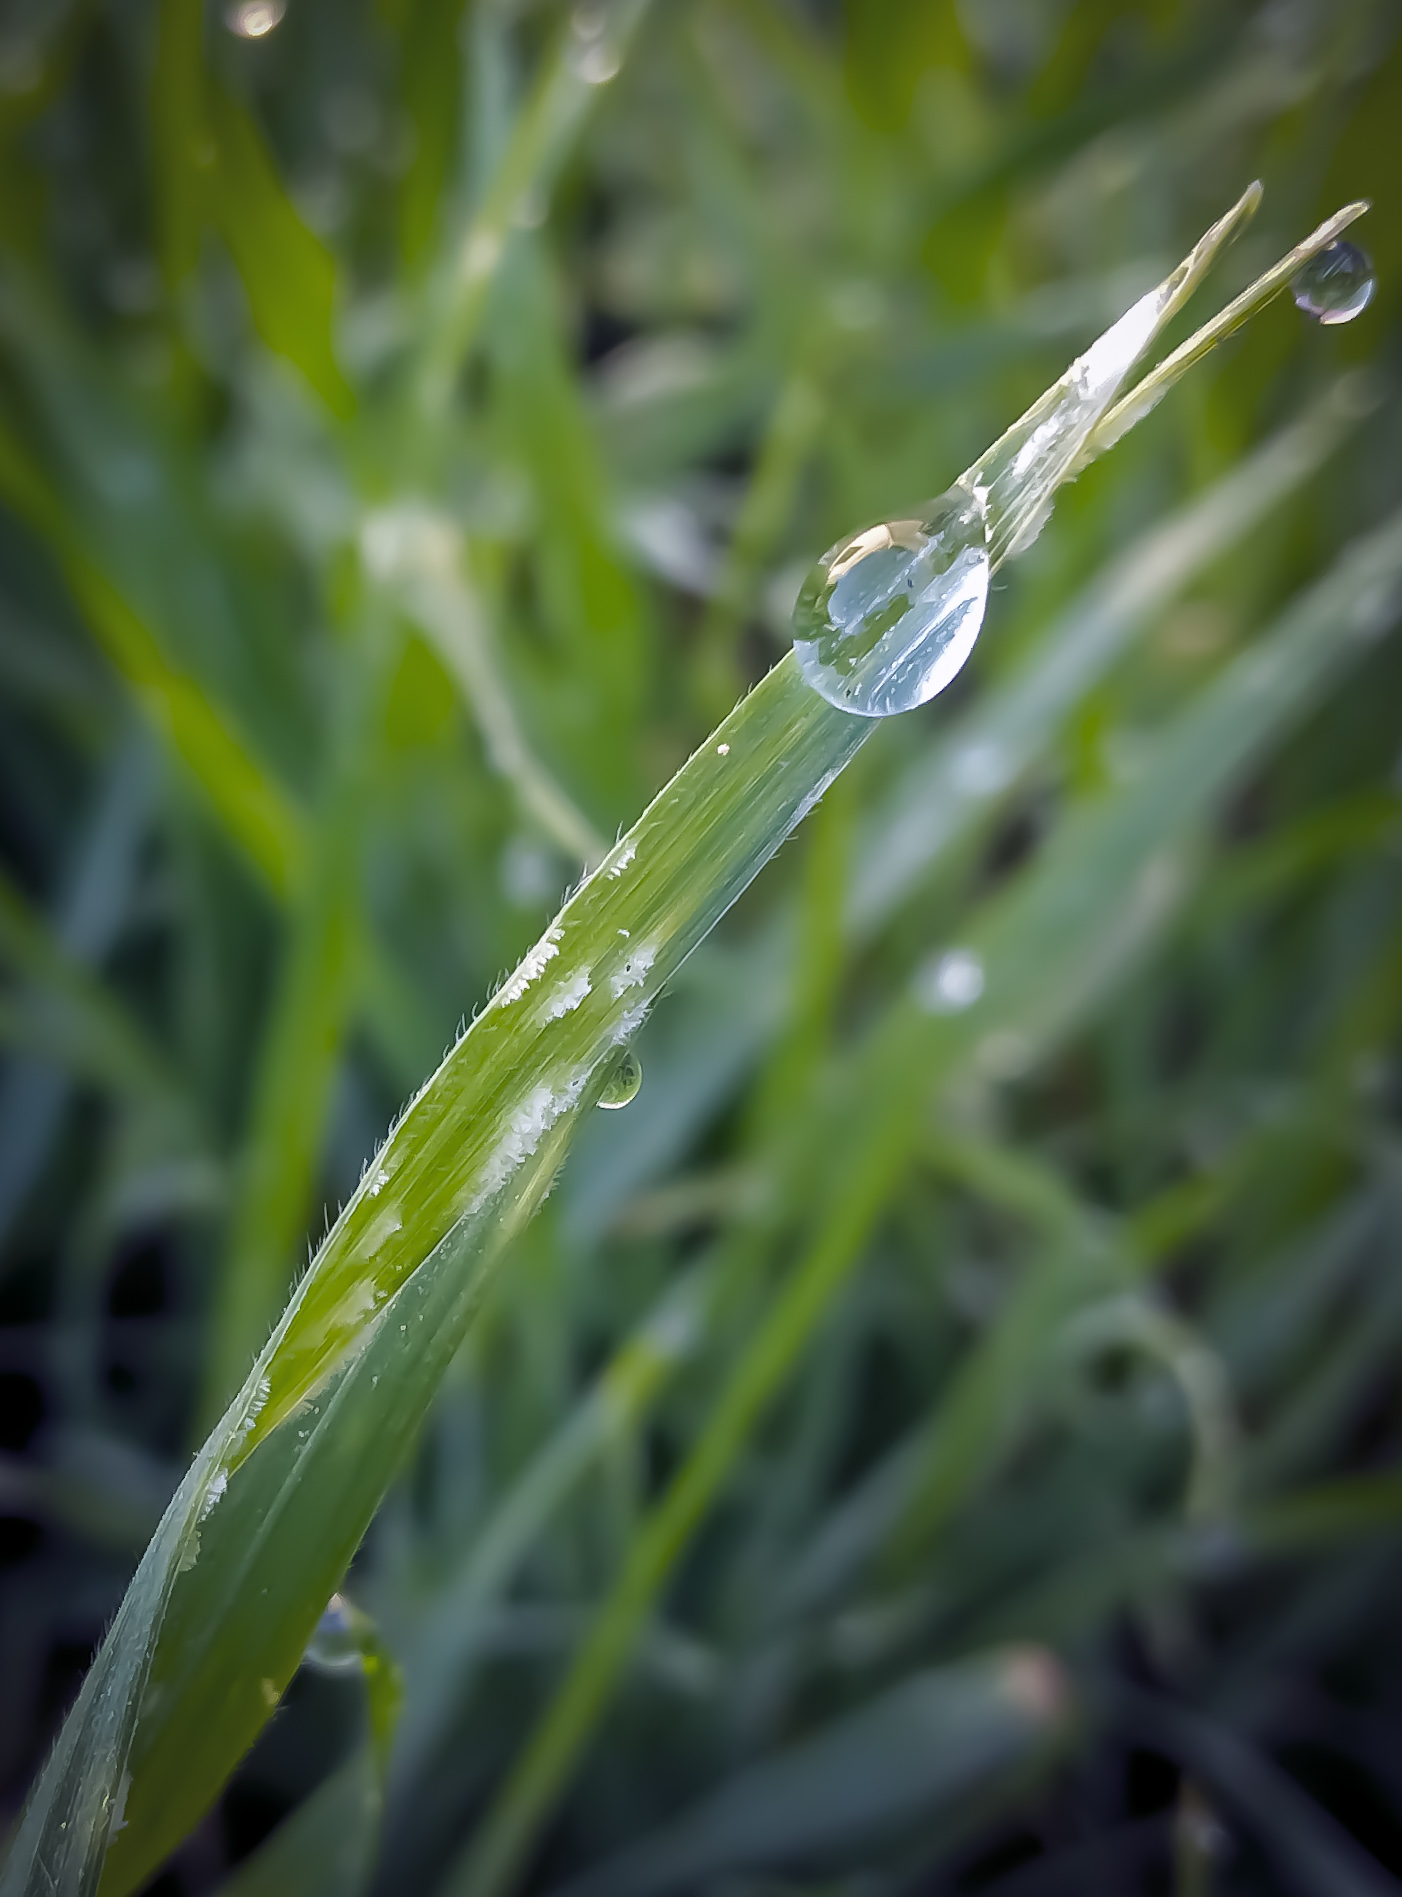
386,1263 -> 716,1801
408,0 -> 653,422
488,238 -> 648,816
0,864 -> 185,1115
0,415 -> 307,898
205,85 -> 356,419
7,191 -> 1366,1897
198,605 -> 398,1426
364,507 -> 606,866
774,1134 -> 1139,1619
0,728 -> 163,1250
153,0 -> 354,414
3,651 -> 869,1897
1120,1690 -> 1402,1897
554,1649 -> 1071,1897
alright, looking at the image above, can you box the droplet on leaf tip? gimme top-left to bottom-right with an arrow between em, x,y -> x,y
1291,241 -> 1375,326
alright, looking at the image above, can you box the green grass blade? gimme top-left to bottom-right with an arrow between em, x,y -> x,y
0,416 -> 307,896
554,1650 -> 1070,1897
198,619 -> 397,1424
205,87 -> 356,418
409,0 -> 653,420
365,509 -> 606,865
388,1265 -> 714,1797
396,0 -> 472,270
8,188 -> 1381,1896
1,655 -> 867,1897
151,0 -> 205,297
212,1750 -> 380,1897
152,1 -> 353,414
0,863 -> 185,1112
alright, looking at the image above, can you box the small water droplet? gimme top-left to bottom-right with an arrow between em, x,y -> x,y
949,738 -> 1013,798
304,1594 -> 363,1673
792,485 -> 990,717
917,947 -> 985,1014
1291,241 -> 1375,326
572,39 -> 620,84
225,0 -> 286,36
599,1047 -> 642,1109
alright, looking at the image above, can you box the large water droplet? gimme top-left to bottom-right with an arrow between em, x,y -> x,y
792,485 -> 990,717
1292,241 -> 1375,326
225,0 -> 286,36
599,1046 -> 642,1110
304,1594 -> 364,1673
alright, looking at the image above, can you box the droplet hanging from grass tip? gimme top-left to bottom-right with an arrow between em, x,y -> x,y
303,1594 -> 364,1674
791,485 -> 990,717
1292,241 -> 1375,325
599,1047 -> 642,1110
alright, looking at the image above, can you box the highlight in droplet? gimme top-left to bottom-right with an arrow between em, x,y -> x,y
225,0 -> 286,37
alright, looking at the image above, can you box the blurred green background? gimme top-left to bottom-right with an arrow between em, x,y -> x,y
2,0 -> 1402,1892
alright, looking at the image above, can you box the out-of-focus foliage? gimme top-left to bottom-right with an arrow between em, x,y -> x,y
1,1 -> 1401,1893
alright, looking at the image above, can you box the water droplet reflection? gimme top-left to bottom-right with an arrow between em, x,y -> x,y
917,948 -> 986,1015
599,1047 -> 642,1109
1291,241 -> 1375,326
225,0 -> 286,36
792,485 -> 989,717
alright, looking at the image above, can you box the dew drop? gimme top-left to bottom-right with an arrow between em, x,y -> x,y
572,41 -> 619,83
599,1046 -> 642,1110
917,947 -> 986,1014
792,485 -> 990,717
303,1594 -> 363,1673
225,0 -> 286,36
1291,241 -> 1375,326
949,738 -> 1013,798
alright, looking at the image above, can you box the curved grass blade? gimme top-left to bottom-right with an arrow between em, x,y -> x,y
1,657 -> 869,1897
1,187 -> 1365,1897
